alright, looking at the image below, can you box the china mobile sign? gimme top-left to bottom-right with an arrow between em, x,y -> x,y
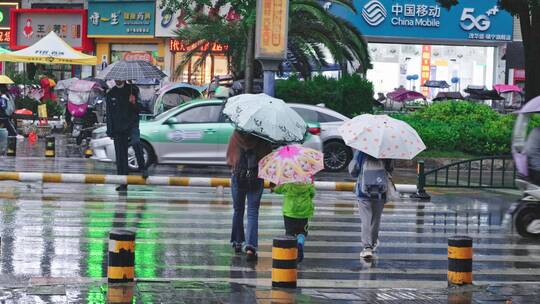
330,0 -> 513,43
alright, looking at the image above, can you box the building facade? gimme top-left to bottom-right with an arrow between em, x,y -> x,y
328,0 -> 514,97
88,0 -> 165,74
154,1 -> 231,84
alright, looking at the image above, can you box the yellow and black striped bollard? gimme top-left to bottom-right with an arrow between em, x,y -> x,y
45,136 -> 55,157
272,236 -> 298,288
108,229 -> 135,283
7,136 -> 16,156
448,236 -> 473,286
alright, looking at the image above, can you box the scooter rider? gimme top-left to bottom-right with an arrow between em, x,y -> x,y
525,126 -> 540,185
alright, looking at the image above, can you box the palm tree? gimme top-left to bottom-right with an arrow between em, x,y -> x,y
287,0 -> 370,78
166,0 -> 370,83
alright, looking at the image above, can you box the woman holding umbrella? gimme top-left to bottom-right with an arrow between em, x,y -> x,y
339,114 -> 426,259
223,93 -> 307,260
226,130 -> 272,260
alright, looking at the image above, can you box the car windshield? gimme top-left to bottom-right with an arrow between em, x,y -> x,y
153,105 -> 184,121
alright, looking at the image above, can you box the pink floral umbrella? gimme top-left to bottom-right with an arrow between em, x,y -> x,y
338,114 -> 426,160
258,144 -> 324,185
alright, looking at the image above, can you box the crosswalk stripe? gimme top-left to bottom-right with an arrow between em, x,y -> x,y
0,183 -> 536,289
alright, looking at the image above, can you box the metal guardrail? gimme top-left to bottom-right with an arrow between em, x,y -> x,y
417,155 -> 516,191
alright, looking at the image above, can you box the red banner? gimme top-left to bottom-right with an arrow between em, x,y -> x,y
420,45 -> 431,96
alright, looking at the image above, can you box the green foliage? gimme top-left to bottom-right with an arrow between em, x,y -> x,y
15,97 -> 63,117
164,0 -> 370,80
42,99 -> 64,117
6,71 -> 39,85
392,101 -> 536,156
275,74 -> 374,117
15,96 -> 38,112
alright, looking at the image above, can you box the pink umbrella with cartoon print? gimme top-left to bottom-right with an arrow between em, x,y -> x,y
258,144 -> 324,185
338,114 -> 426,160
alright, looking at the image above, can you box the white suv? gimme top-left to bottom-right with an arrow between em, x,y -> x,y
289,103 -> 351,171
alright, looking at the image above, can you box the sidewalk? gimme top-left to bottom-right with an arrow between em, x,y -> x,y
0,275 -> 530,303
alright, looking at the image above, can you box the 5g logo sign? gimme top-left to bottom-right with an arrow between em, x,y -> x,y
460,8 -> 491,31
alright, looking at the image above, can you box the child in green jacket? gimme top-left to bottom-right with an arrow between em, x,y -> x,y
274,180 -> 315,262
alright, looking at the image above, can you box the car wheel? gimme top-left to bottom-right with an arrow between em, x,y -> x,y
128,141 -> 155,171
514,204 -> 540,238
323,141 -> 351,172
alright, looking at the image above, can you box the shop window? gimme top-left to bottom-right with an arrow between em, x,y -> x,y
173,53 -> 229,85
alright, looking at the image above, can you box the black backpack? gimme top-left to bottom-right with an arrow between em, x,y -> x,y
234,149 -> 260,190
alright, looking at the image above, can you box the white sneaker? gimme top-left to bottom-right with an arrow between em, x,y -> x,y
360,247 -> 373,259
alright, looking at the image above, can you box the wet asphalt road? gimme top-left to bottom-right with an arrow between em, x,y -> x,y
0,174 -> 539,302
0,138 -> 539,302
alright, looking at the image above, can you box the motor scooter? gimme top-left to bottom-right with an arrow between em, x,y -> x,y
67,80 -> 105,145
508,99 -> 540,238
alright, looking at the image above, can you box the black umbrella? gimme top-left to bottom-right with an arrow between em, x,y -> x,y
97,60 -> 167,80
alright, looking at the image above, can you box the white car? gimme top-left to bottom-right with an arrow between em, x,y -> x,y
289,103 -> 351,171
90,99 -> 323,170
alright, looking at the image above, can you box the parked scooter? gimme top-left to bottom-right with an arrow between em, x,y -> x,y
66,79 -> 105,145
508,98 -> 540,238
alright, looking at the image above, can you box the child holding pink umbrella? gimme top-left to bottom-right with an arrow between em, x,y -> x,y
259,144 -> 324,262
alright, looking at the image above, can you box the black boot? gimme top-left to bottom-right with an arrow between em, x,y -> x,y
116,184 -> 128,192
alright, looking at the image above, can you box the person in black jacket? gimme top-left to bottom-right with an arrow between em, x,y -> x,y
106,80 -> 148,192
0,85 -> 16,136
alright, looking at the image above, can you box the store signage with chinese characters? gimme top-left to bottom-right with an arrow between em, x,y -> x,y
155,1 -> 236,37
88,0 -> 155,37
169,40 -> 229,53
10,9 -> 92,51
255,0 -> 289,60
0,29 -> 10,43
329,0 -> 513,43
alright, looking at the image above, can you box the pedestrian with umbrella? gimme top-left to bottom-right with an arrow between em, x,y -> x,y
339,114 -> 426,259
97,60 -> 167,192
259,144 -> 324,262
224,93 -> 307,260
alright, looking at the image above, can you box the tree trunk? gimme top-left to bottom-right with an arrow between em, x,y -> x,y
244,25 -> 255,94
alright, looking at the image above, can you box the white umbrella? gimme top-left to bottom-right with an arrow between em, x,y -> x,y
338,114 -> 426,160
223,93 -> 307,143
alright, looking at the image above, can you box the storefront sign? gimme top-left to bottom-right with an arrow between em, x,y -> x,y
155,1 -> 236,37
0,29 -> 9,43
329,0 -> 513,43
255,0 -> 289,60
169,40 -> 228,53
88,0 -> 155,37
123,52 -> 153,61
10,9 -> 92,51
0,2 -> 19,29
420,45 -> 431,96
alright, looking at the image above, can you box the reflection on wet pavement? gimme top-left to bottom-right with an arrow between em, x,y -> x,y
0,180 -> 539,302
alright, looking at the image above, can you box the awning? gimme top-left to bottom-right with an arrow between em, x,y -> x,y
0,31 -> 96,65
